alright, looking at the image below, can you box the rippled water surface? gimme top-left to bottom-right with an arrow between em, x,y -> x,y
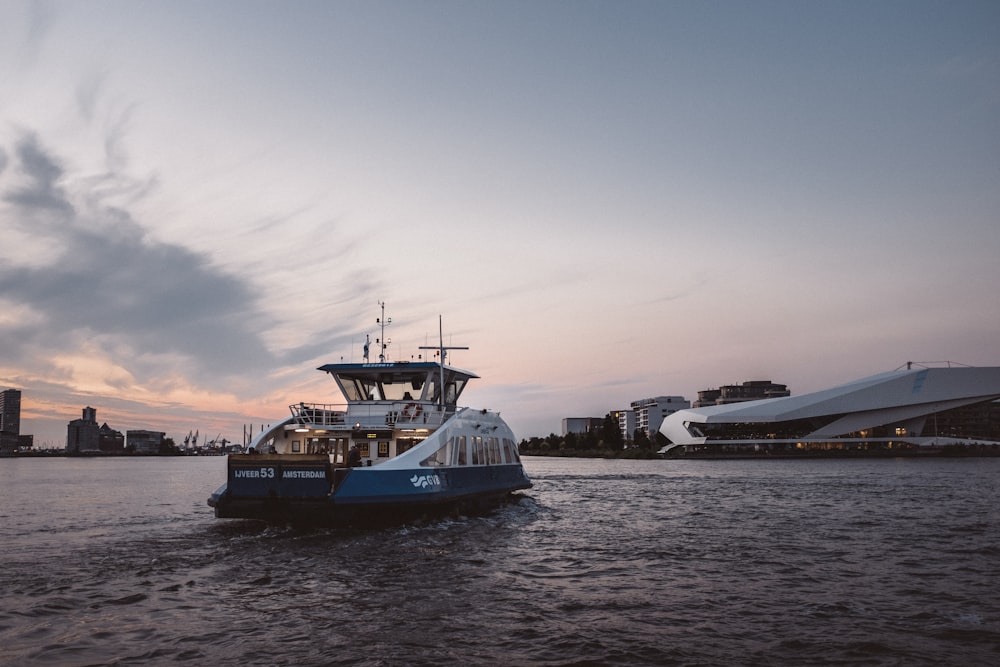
1,456 -> 998,666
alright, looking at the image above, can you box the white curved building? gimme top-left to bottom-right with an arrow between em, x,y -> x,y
659,365 -> 1000,454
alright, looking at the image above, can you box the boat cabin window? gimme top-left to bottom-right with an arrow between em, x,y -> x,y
397,438 -> 421,455
503,438 -> 520,463
425,372 -> 468,406
419,435 -> 472,467
340,377 -> 377,401
379,375 -> 425,401
418,434 -> 517,467
338,373 -> 426,402
420,438 -> 453,467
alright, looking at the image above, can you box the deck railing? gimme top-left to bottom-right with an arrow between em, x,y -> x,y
289,403 -> 348,427
290,402 -> 454,430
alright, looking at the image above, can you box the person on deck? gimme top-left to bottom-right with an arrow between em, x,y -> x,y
348,444 -> 361,467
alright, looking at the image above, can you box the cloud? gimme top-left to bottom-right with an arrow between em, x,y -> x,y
75,68 -> 107,123
648,275 -> 710,305
3,133 -> 72,214
5,0 -> 57,70
0,131 -> 277,382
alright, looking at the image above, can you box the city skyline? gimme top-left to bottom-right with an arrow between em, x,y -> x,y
2,1 -> 998,447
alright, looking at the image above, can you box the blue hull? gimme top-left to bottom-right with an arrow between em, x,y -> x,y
208,455 -> 532,526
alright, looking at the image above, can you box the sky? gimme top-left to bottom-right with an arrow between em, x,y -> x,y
1,0 -> 998,448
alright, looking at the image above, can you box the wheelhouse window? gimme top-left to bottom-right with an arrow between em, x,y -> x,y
425,371 -> 469,406
336,372 -> 426,402
340,377 -> 378,401
379,375 -> 425,401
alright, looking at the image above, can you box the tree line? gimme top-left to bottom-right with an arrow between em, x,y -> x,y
518,414 -> 664,459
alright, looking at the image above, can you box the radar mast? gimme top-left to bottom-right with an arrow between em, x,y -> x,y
419,316 -> 468,410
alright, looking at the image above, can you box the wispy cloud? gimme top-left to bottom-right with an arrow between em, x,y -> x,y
648,276 -> 711,305
8,0 -> 56,70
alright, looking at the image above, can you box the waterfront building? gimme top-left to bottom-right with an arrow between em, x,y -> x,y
67,407 -> 101,453
616,409 -> 637,442
693,380 -> 790,407
562,417 -> 605,436
1,388 -> 23,455
127,430 -> 165,455
631,396 -> 690,440
1,388 -> 21,436
659,364 -> 1000,455
99,423 -> 125,453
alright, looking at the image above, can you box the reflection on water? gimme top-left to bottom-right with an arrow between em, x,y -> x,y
1,456 -> 998,665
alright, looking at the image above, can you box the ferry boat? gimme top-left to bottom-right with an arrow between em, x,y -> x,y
207,314 -> 531,525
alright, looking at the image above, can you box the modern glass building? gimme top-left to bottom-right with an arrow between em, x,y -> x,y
659,364 -> 1000,455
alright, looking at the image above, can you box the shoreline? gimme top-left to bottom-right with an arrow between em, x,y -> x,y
1,450 -> 224,458
521,444 -> 1000,460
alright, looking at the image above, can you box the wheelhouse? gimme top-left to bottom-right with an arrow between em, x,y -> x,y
318,361 -> 478,406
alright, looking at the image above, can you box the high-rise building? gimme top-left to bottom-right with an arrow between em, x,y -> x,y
0,389 -> 24,456
1,389 -> 22,455
1,388 -> 33,453
1,388 -> 21,435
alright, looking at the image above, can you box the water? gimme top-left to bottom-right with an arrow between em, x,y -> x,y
1,456 -> 998,666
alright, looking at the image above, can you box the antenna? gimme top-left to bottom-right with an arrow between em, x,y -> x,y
419,315 -> 468,410
376,301 -> 391,362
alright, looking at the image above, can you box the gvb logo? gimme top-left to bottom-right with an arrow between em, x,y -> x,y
410,474 -> 442,488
